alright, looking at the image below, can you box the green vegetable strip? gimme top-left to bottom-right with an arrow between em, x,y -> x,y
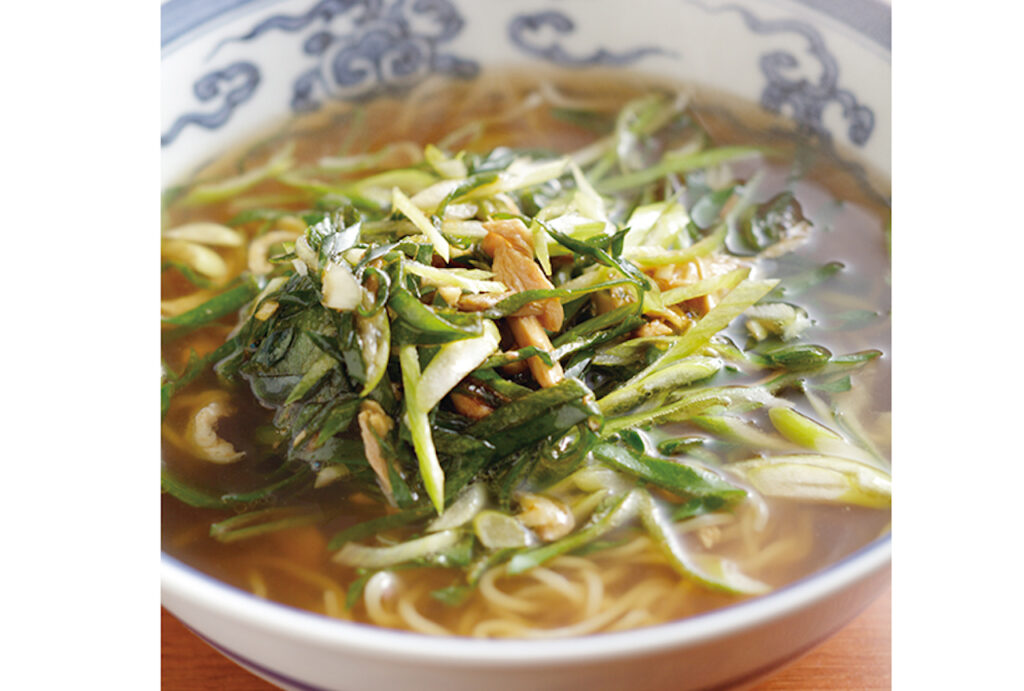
728,454 -> 891,508
597,356 -> 722,414
161,276 -> 260,338
545,226 -> 651,294
559,316 -> 645,369
478,346 -> 554,370
391,186 -> 450,261
591,443 -> 745,501
659,267 -> 749,307
389,285 -> 483,344
415,320 -> 500,412
160,335 -> 241,418
335,530 -> 460,568
596,146 -> 763,194
344,169 -> 437,199
604,277 -> 777,417
602,385 -> 776,436
753,344 -> 832,370
465,378 -> 596,442
691,415 -> 796,452
209,506 -> 323,543
762,349 -> 881,393
768,406 -> 842,450
626,223 -> 727,267
219,467 -> 313,504
327,507 -> 434,550
356,308 -> 390,396
400,344 -> 445,513
552,304 -> 636,349
160,465 -> 230,509
183,143 -> 295,206
481,278 -> 637,318
637,490 -> 770,595
660,278 -> 779,365
283,352 -> 336,405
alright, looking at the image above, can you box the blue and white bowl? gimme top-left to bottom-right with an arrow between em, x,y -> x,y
161,1 -> 890,689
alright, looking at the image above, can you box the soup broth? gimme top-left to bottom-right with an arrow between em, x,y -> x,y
161,70 -> 890,637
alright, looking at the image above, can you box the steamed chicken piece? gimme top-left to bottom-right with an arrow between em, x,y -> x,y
481,219 -> 564,388
515,492 -> 575,541
357,399 -> 397,501
185,392 -> 244,463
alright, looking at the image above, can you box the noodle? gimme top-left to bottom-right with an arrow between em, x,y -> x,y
524,567 -> 586,605
478,568 -> 545,615
396,587 -> 455,637
363,571 -> 404,629
246,569 -> 268,599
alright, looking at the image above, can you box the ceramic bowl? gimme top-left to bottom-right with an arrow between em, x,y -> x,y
161,1 -> 891,689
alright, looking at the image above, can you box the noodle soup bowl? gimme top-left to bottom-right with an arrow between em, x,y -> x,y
162,0 -> 891,689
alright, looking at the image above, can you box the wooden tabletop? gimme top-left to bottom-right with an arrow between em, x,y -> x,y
161,587 -> 890,690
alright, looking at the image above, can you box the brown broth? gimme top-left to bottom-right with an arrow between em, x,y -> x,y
161,69 -> 890,636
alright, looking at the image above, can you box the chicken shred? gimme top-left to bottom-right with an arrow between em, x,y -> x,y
516,492 -> 575,542
481,219 -> 564,387
357,399 -> 397,502
186,392 -> 244,464
450,392 -> 494,420
481,219 -> 563,330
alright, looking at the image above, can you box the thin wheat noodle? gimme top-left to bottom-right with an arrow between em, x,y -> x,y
607,607 -> 654,632
524,567 -> 584,604
161,289 -> 217,318
247,568 -> 268,599
363,571 -> 404,628
323,589 -> 347,620
396,588 -> 454,637
592,533 -> 653,560
477,567 -> 545,615
244,557 -> 348,604
579,566 -> 606,619
473,578 -> 665,639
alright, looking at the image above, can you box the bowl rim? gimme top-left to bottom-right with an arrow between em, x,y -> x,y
161,0 -> 892,669
161,532 -> 890,666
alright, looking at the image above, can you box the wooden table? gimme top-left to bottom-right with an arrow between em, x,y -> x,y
162,587 -> 890,690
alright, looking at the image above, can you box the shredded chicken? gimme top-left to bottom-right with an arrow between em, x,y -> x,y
186,392 -> 244,463
481,219 -> 563,331
254,299 -> 279,321
505,317 -> 564,387
634,319 -> 674,338
647,254 -> 750,318
456,292 -> 504,312
357,400 -> 397,501
450,392 -> 494,420
437,285 -> 462,307
314,464 -> 347,489
516,492 -> 575,542
499,357 -> 528,377
481,219 -> 564,387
